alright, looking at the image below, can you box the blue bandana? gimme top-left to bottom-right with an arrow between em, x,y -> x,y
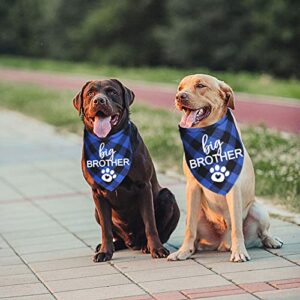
83,123 -> 133,191
179,109 -> 244,195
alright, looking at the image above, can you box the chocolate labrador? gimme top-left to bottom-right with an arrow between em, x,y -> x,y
73,79 -> 180,262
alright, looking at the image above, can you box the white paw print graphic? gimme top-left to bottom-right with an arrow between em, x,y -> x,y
210,165 -> 230,183
101,168 -> 117,183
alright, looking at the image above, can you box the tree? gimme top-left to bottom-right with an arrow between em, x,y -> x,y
0,0 -> 50,57
0,0 -> 298,77
74,0 -> 166,65
158,0 -> 300,77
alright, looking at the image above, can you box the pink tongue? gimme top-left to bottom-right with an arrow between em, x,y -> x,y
93,116 -> 111,138
180,110 -> 198,128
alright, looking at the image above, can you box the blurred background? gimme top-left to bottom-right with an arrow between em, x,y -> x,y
0,0 -> 299,213
0,0 -> 299,77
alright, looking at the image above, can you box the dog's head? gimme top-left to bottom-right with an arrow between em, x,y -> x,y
176,74 -> 235,128
73,79 -> 135,138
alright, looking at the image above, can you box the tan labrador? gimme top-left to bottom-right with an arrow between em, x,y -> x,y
168,74 -> 283,262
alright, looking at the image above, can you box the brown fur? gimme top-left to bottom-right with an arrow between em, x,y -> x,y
73,79 -> 180,262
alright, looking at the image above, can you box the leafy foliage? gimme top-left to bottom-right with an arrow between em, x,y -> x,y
0,0 -> 299,77
159,0 -> 300,77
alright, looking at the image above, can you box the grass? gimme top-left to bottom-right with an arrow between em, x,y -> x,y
0,55 -> 300,100
0,81 -> 299,212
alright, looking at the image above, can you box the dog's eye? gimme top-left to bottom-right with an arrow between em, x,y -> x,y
108,89 -> 118,96
88,91 -> 95,97
196,83 -> 206,89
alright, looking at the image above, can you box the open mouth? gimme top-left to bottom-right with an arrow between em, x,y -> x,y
179,105 -> 211,128
90,111 -> 119,138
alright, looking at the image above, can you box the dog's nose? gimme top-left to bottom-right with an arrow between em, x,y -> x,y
93,97 -> 106,105
176,92 -> 188,101
179,92 -> 188,100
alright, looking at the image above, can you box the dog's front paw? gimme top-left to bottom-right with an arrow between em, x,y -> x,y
230,245 -> 250,262
150,247 -> 169,258
141,244 -> 150,254
167,248 -> 194,261
93,252 -> 113,263
262,236 -> 283,249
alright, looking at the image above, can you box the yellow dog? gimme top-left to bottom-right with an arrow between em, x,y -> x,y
168,74 -> 283,262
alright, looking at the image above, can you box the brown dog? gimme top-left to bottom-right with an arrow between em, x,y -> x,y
73,79 -> 180,262
168,74 -> 282,262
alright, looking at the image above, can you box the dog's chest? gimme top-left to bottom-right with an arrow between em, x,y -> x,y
97,181 -> 140,207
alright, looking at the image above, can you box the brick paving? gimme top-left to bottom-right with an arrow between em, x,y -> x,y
0,109 -> 299,300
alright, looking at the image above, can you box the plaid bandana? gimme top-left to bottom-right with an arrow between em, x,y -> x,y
83,123 -> 133,191
179,109 -> 244,195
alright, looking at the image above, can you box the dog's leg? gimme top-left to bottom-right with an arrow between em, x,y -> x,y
196,209 -> 226,251
245,201 -> 283,249
168,182 -> 201,261
155,188 -> 180,244
217,231 -> 231,252
93,192 -> 114,262
95,240 -> 126,253
226,188 -> 250,262
138,183 -> 169,258
94,211 -> 127,252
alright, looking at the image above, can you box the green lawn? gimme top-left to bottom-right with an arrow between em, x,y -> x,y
0,55 -> 300,99
0,81 -> 299,212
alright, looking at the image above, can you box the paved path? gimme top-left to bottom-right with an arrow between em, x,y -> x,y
1,110 -> 300,300
1,68 -> 299,133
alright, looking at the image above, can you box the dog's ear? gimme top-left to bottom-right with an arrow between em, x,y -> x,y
111,79 -> 135,109
219,80 -> 235,110
72,81 -> 91,116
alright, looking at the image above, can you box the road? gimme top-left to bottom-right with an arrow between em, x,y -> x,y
1,68 -> 299,133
